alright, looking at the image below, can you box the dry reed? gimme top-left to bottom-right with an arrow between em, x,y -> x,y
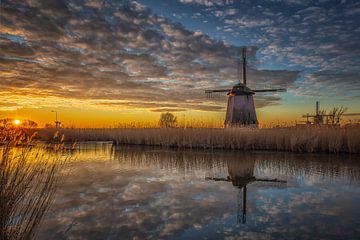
0,127 -> 65,240
39,126 -> 360,153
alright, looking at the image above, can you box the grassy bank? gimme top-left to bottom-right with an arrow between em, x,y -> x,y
0,127 -> 64,240
39,126 -> 360,153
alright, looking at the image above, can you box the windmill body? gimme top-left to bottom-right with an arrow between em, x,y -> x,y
225,83 -> 258,127
205,48 -> 286,128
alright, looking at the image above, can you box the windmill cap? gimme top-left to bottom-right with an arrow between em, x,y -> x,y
229,83 -> 254,95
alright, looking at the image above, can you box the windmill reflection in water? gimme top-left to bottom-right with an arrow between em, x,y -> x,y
206,157 -> 286,224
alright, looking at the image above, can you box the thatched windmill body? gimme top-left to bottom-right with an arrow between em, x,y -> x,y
205,48 -> 286,127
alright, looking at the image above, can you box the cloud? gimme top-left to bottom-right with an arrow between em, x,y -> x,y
224,17 -> 274,28
299,71 -> 360,99
195,0 -> 360,99
179,0 -> 233,6
0,0 -> 298,113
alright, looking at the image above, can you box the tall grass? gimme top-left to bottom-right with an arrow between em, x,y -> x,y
39,126 -> 360,153
0,127 -> 64,240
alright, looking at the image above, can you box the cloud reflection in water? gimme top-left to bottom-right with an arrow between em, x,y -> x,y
38,143 -> 360,239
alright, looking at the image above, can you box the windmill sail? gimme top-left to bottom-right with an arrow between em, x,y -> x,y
242,47 -> 247,85
253,88 -> 286,93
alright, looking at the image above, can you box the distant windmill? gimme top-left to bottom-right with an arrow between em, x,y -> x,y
302,101 -> 360,126
205,48 -> 286,127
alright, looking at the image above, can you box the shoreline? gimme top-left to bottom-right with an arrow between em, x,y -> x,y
36,127 -> 360,154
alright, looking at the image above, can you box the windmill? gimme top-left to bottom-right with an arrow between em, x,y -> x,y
205,48 -> 286,127
206,157 -> 286,224
302,101 -> 360,126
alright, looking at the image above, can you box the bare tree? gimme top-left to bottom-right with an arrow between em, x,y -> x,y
328,106 -> 347,125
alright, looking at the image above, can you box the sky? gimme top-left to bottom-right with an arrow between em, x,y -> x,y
0,0 -> 359,127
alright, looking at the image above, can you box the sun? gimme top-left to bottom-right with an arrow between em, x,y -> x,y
14,119 -> 21,125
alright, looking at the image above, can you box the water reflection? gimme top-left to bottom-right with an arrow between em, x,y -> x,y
38,143 -> 360,240
110,145 -> 360,186
206,157 -> 286,224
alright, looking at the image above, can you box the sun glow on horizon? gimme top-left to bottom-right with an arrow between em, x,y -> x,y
14,119 -> 21,125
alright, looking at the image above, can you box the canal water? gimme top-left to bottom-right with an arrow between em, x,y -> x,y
38,143 -> 360,239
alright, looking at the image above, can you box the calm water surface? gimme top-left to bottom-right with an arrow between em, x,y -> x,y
38,143 -> 360,240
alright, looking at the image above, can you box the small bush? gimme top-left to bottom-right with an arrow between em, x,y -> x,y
159,112 -> 177,128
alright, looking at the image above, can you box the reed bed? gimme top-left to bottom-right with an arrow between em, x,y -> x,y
39,126 -> 360,153
0,127 -> 65,240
